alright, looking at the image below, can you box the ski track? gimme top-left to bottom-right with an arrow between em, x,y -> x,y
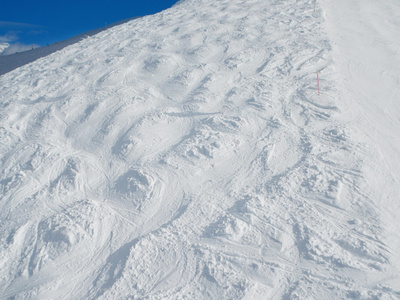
0,0 -> 399,299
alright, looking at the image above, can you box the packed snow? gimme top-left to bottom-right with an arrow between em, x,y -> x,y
0,0 -> 399,299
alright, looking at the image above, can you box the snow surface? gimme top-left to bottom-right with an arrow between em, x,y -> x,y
0,0 -> 400,299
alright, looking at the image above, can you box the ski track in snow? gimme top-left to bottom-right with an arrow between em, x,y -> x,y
0,0 -> 400,299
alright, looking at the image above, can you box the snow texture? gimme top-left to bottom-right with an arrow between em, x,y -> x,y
0,0 -> 400,299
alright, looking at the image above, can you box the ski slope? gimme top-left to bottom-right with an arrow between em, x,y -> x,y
0,0 -> 399,298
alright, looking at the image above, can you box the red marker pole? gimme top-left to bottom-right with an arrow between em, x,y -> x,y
317,70 -> 320,96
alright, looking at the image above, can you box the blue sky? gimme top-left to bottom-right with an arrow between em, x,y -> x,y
0,0 -> 180,53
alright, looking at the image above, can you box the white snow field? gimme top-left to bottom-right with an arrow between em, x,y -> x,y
1,0 -> 400,298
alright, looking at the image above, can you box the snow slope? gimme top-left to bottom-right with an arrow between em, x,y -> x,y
0,0 -> 399,299
321,0 -> 400,294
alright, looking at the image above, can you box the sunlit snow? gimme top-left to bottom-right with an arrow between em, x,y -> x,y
0,0 -> 399,298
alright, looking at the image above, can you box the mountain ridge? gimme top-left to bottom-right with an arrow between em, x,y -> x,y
0,17 -> 140,76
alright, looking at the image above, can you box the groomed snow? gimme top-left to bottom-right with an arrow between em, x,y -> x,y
0,0 -> 399,298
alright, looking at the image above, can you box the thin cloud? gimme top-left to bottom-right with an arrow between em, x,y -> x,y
28,30 -> 47,36
0,42 -> 40,56
0,42 -> 9,54
0,21 -> 42,28
0,31 -> 21,42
